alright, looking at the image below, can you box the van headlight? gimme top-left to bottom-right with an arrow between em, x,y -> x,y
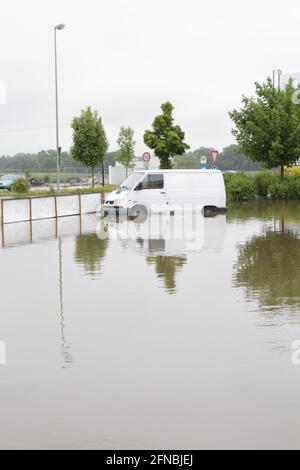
114,199 -> 123,207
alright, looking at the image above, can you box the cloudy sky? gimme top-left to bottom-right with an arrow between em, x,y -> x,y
0,0 -> 299,156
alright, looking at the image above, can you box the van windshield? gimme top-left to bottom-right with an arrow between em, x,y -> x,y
119,172 -> 145,190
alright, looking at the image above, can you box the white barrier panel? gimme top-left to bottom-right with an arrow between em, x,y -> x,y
3,199 -> 30,223
81,193 -> 101,214
57,195 -> 80,217
32,197 -> 56,220
0,192 -> 102,224
32,219 -> 56,240
1,220 -> 31,246
57,215 -> 81,237
0,214 -> 102,249
81,213 -> 99,232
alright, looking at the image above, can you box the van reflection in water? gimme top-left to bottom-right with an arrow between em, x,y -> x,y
102,210 -> 226,293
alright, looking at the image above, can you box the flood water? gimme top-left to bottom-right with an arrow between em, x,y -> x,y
1,201 -> 300,449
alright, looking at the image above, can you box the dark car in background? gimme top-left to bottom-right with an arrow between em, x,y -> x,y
29,177 -> 44,187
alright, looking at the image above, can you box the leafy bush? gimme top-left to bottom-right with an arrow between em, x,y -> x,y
225,172 -> 256,201
284,174 -> 300,199
268,181 -> 288,199
12,178 -> 30,194
254,172 -> 278,197
266,174 -> 300,199
225,171 -> 300,200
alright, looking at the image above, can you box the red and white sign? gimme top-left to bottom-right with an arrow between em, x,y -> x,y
210,148 -> 219,163
142,151 -> 151,163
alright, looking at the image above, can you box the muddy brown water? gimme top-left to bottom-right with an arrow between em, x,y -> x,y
1,200 -> 300,449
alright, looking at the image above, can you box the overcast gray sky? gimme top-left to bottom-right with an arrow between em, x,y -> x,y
0,0 -> 299,156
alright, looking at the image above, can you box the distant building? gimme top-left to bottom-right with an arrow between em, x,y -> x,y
133,154 -> 160,170
108,154 -> 160,185
280,72 -> 300,89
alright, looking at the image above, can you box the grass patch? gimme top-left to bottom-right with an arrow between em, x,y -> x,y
0,185 -> 117,198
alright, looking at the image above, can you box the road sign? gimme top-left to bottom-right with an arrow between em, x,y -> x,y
142,152 -> 151,163
210,148 -> 219,163
200,156 -> 207,169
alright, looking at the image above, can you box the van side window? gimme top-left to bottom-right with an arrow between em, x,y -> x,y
142,174 -> 164,189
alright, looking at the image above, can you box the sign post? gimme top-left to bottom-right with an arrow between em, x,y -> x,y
142,152 -> 151,170
200,156 -> 207,169
210,148 -> 219,168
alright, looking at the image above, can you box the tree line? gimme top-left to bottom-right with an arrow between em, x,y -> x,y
3,78 -> 300,183
173,145 -> 261,171
0,143 -> 259,173
0,148 -> 119,171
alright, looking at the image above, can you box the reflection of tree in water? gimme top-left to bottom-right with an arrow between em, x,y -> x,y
147,255 -> 187,294
75,231 -> 109,276
234,226 -> 300,309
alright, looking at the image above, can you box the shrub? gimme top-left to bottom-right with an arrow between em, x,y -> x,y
225,172 -> 256,201
12,178 -> 30,194
284,174 -> 300,199
268,181 -> 288,199
43,175 -> 50,183
254,172 -> 278,197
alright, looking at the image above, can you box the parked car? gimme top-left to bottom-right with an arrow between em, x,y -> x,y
29,177 -> 43,187
103,169 -> 227,219
67,176 -> 78,184
0,174 -> 24,191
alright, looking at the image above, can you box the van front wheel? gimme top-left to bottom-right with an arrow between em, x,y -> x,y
128,204 -> 148,222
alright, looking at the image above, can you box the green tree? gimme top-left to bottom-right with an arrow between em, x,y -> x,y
147,255 -> 187,293
229,78 -> 300,180
117,127 -> 135,176
234,224 -> 300,309
144,101 -> 189,169
71,107 -> 109,187
74,230 -> 109,277
173,152 -> 199,169
218,144 -> 261,171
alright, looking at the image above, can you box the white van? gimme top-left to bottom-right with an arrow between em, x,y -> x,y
103,169 -> 227,219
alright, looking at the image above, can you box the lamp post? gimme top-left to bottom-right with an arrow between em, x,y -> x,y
54,23 -> 65,191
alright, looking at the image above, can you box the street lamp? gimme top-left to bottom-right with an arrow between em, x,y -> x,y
54,23 -> 65,191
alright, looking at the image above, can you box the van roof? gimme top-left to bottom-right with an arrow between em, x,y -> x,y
133,169 -> 222,174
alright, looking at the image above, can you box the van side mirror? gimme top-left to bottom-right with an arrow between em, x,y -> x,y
134,182 -> 142,191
